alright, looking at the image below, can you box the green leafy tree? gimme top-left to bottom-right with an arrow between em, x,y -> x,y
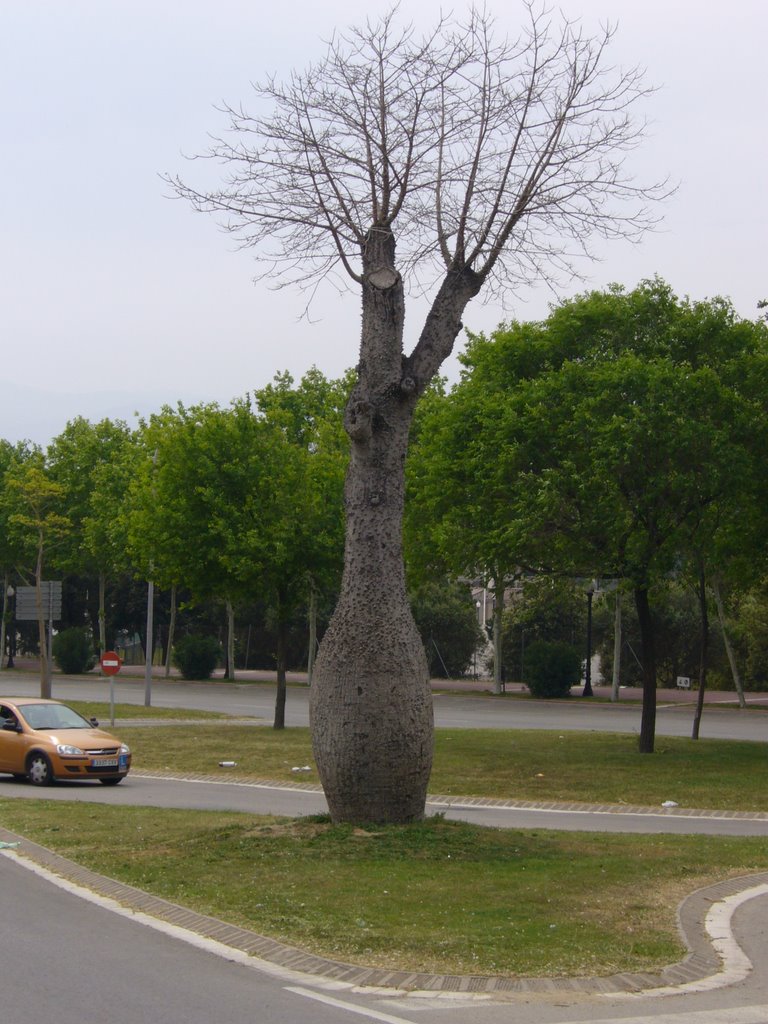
127,399 -> 332,727
410,580 -> 484,679
47,417 -> 135,654
255,369 -> 349,682
501,577 -> 588,686
412,280 -> 767,752
0,440 -> 34,666
2,453 -> 70,696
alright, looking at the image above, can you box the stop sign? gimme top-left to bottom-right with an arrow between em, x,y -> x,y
100,651 -> 122,676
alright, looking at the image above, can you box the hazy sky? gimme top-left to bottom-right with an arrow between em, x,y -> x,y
2,0 -> 766,445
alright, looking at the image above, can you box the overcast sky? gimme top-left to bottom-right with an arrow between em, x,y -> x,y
2,0 -> 766,446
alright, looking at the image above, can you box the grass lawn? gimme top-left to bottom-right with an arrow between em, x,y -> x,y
115,720 -> 768,812
2,800 -> 767,978
2,707 -> 766,978
66,701 -> 229,721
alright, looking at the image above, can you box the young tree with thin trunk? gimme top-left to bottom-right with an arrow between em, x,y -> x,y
3,457 -> 70,697
169,4 -> 665,822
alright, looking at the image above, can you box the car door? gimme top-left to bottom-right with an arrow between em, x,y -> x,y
0,703 -> 24,773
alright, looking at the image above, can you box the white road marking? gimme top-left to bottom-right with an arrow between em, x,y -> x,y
428,800 -> 768,824
286,986 -> 417,1023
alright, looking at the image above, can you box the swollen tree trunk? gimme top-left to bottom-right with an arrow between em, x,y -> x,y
311,228 -> 480,824
634,585 -> 656,753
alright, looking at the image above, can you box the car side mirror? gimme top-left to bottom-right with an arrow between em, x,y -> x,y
90,717 -> 99,727
2,719 -> 21,732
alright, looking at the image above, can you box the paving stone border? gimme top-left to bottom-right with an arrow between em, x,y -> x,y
2,821 -> 766,995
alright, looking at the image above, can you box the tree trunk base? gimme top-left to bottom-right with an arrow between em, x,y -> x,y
311,639 -> 433,824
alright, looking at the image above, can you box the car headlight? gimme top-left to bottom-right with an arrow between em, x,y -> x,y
120,744 -> 131,755
57,744 -> 85,756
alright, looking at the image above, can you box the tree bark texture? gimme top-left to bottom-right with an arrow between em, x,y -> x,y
98,572 -> 107,657
712,577 -> 747,709
307,584 -> 317,686
692,561 -> 708,741
634,586 -> 656,753
611,592 -> 622,702
311,228 -> 440,823
274,603 -> 287,730
164,584 -> 177,678
225,600 -> 235,681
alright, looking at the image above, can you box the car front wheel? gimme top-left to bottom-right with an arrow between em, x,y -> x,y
27,753 -> 54,786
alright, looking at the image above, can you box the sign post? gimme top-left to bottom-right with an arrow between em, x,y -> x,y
100,651 -> 122,726
16,582 -> 62,698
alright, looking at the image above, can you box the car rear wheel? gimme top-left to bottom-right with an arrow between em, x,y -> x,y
27,753 -> 54,786
98,776 -> 124,786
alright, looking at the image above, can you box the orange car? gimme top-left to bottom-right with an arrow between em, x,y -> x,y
0,697 -> 131,786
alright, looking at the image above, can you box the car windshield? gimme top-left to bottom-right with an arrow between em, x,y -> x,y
20,703 -> 91,730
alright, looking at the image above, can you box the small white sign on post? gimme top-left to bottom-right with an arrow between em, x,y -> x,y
676,676 -> 691,690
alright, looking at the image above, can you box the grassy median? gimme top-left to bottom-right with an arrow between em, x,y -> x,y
113,720 -> 768,812
1,707 -> 767,978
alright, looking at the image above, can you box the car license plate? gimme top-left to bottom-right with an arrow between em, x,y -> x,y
92,758 -> 118,767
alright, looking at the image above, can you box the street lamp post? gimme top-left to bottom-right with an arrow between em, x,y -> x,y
583,583 -> 595,697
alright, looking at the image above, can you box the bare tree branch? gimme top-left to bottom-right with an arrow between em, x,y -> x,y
167,1 -> 668,313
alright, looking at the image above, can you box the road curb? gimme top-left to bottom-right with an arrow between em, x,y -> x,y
133,769 -> 768,822
1,823 -> 766,996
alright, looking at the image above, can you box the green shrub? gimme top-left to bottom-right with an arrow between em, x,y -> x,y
523,640 -> 581,699
52,628 -> 97,675
172,635 -> 222,680
410,580 -> 484,678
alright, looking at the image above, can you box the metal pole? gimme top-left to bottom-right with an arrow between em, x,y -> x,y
46,585 -> 54,697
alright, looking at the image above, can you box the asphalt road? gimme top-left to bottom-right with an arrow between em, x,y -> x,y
3,844 -> 768,1024
2,771 -> 767,837
2,671 -> 767,741
0,850 -> 391,1024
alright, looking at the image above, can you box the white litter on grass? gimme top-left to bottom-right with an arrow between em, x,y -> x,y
218,761 -> 237,767
662,800 -> 679,807
291,766 -> 312,773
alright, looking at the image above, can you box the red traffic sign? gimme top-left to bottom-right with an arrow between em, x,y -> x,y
100,651 -> 122,676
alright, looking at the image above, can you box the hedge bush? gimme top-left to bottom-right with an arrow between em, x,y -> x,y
172,635 -> 222,680
52,628 -> 97,675
523,640 -> 581,699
